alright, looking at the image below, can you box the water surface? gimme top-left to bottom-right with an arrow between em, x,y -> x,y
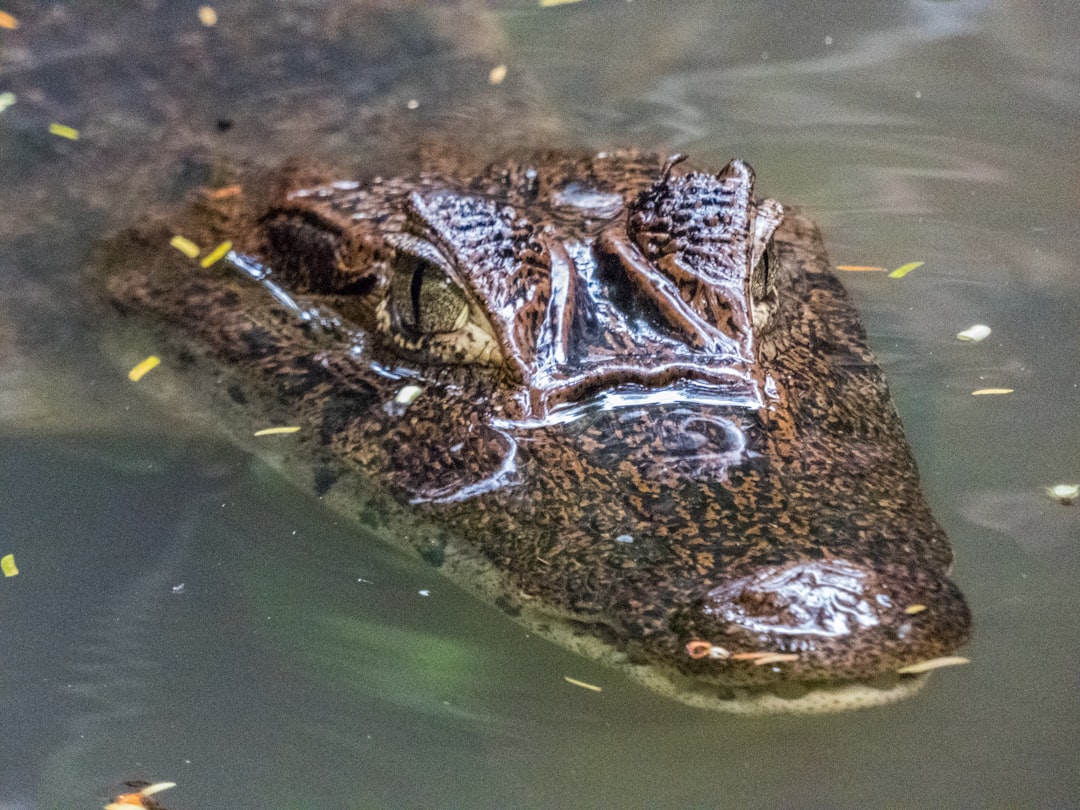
1,1 -> 1078,807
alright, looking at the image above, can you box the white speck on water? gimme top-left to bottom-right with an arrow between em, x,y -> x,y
1046,484 -> 1079,503
957,324 -> 992,342
615,534 -> 634,544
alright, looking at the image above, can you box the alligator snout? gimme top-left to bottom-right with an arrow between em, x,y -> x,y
681,559 -> 971,682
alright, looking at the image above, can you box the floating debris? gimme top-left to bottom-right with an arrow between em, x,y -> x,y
1,553 -> 17,577
835,265 -> 885,272
253,426 -> 301,436
956,324 -> 992,342
563,676 -> 602,692
0,10 -> 17,29
168,235 -> 201,258
971,388 -> 1013,396
105,780 -> 176,809
1045,484 -> 1080,505
48,122 -> 80,140
888,261 -> 924,279
488,64 -> 507,85
896,656 -> 969,675
127,355 -> 161,382
729,651 -> 800,666
749,653 -> 800,666
0,91 -> 15,114
394,384 -> 423,406
686,640 -> 711,658
406,98 -> 419,110
206,184 -> 242,200
199,240 -> 232,268
197,5 -> 217,26
686,640 -> 729,660
904,604 -> 927,615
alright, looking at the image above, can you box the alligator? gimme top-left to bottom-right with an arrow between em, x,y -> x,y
98,150 -> 971,712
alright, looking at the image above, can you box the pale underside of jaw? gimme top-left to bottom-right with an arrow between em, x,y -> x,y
534,608 -> 929,715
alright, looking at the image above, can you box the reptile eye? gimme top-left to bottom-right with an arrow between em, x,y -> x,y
389,250 -> 470,335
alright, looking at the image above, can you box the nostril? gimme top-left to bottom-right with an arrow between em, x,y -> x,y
701,559 -> 884,640
734,587 -> 786,616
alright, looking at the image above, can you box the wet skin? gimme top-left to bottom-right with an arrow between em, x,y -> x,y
101,151 -> 970,711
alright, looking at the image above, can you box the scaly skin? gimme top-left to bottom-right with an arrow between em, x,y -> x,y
99,151 -> 970,710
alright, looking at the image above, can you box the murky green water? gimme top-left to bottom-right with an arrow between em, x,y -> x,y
1,1 -> 1078,807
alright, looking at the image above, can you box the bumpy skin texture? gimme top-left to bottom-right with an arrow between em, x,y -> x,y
102,151 -> 970,692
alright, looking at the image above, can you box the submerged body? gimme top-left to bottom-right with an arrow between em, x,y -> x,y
101,151 -> 970,712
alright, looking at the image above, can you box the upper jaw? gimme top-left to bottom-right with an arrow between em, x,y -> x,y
675,558 -> 972,682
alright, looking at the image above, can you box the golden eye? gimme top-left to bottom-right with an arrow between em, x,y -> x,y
389,250 -> 469,335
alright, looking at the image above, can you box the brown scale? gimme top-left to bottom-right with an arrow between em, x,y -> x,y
98,150 -> 971,703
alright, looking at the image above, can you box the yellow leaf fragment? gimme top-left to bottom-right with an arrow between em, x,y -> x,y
728,651 -> 798,665
0,10 -> 18,29
138,782 -> 177,797
1,553 -> 17,577
489,64 -> 507,85
897,656 -> 970,674
253,426 -> 301,436
563,676 -> 602,692
835,265 -> 885,272
904,604 -> 927,614
751,653 -> 800,666
0,91 -> 15,113
169,234 -> 201,258
971,388 -> 1013,396
888,261 -> 924,279
48,122 -> 80,140
206,184 -> 242,200
200,240 -> 233,268
128,355 -> 161,381
540,0 -> 584,6
198,5 -> 217,26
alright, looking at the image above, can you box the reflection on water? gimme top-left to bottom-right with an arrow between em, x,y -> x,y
960,489 -> 1080,557
1,0 -> 1079,807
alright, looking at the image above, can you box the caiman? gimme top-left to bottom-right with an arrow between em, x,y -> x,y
98,150 -> 971,713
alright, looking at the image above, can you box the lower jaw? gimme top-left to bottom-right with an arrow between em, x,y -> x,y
543,618 -> 930,714
627,664 -> 928,714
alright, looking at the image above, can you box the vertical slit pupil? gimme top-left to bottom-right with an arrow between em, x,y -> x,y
409,261 -> 425,328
